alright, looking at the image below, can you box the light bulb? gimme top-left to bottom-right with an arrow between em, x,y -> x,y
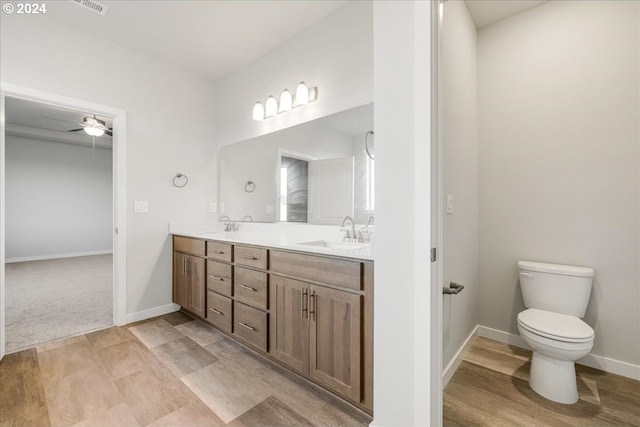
279,89 -> 293,112
84,126 -> 105,137
252,101 -> 265,121
294,82 -> 309,107
265,95 -> 278,118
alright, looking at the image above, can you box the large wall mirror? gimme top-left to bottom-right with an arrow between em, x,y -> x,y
219,104 -> 374,225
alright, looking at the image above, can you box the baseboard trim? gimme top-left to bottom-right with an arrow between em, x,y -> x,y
443,325 -> 479,387
125,303 -> 180,324
476,325 -> 640,381
6,250 -> 113,263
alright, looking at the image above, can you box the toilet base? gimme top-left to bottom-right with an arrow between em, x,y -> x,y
529,351 -> 578,404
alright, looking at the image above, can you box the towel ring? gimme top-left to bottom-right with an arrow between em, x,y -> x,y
364,130 -> 375,160
172,173 -> 188,188
245,180 -> 256,193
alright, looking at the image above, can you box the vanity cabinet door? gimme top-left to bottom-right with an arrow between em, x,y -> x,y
173,253 -> 189,308
269,276 -> 309,374
186,255 -> 206,318
309,285 -> 361,401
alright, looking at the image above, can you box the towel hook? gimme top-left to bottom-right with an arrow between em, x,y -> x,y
245,180 -> 256,193
364,130 -> 374,160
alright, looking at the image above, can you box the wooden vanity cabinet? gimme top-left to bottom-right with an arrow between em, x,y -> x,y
173,245 -> 206,318
269,274 -> 361,401
172,236 -> 373,414
270,276 -> 310,374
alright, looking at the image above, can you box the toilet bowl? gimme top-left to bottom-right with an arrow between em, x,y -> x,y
517,261 -> 595,404
517,308 -> 594,404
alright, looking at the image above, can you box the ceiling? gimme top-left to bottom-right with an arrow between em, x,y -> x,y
44,0 -> 347,80
464,0 -> 547,29
5,97 -> 114,150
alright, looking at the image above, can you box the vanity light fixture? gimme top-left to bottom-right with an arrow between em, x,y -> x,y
252,82 -> 318,121
265,95 -> 278,118
294,81 -> 310,106
252,102 -> 265,121
279,89 -> 293,112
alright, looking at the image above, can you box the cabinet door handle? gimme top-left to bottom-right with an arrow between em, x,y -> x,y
209,275 -> 225,281
212,250 -> 225,255
183,258 -> 186,275
211,308 -> 223,315
238,283 -> 256,292
238,255 -> 258,260
309,291 -> 316,321
238,322 -> 255,331
301,289 -> 308,318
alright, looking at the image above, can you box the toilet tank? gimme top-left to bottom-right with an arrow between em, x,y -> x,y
518,261 -> 595,317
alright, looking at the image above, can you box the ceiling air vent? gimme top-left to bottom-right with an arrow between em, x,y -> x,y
71,0 -> 108,16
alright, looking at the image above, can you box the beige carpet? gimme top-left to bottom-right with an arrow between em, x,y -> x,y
5,254 -> 113,353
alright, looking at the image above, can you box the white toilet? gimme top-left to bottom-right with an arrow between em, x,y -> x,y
517,260 -> 595,404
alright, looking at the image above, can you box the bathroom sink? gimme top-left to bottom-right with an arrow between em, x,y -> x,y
297,240 -> 370,251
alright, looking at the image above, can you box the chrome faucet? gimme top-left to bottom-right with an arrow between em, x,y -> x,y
367,215 -> 375,226
340,216 -> 356,242
242,215 -> 253,222
219,215 -> 237,232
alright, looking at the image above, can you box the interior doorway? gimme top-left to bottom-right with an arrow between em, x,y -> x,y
4,97 -> 114,353
0,83 -> 127,358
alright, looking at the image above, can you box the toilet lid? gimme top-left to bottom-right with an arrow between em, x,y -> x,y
518,308 -> 594,342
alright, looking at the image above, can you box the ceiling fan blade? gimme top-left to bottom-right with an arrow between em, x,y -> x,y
67,128 -> 84,132
42,116 -> 79,125
106,130 -> 113,137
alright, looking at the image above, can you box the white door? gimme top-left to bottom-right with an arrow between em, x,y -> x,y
308,157 -> 354,225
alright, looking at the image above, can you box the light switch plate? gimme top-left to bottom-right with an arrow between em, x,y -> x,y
446,195 -> 454,215
220,202 -> 225,213
134,201 -> 149,214
266,205 -> 274,214
210,202 -> 217,213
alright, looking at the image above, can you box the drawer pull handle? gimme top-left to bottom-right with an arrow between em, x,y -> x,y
301,289 -> 308,318
309,291 -> 316,321
238,322 -> 256,331
238,255 -> 258,260
238,284 -> 257,292
210,308 -> 223,315
211,250 -> 225,254
209,276 -> 225,281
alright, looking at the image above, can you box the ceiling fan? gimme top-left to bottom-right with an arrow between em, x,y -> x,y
67,116 -> 113,137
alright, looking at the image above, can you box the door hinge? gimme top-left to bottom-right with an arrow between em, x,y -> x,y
431,247 -> 437,262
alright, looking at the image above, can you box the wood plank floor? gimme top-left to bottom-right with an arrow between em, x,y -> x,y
0,311 -> 372,427
444,336 -> 640,426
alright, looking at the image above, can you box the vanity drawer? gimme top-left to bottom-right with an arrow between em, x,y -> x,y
233,302 -> 268,352
270,250 -> 362,291
235,246 -> 268,270
207,291 -> 232,333
207,260 -> 233,296
235,267 -> 268,310
174,236 -> 205,257
207,241 -> 232,262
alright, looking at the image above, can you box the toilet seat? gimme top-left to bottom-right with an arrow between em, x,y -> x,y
518,308 -> 594,343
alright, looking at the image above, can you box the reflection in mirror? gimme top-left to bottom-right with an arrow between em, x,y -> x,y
280,156 -> 309,222
218,104 -> 374,225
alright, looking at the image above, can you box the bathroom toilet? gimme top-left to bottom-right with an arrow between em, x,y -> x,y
517,261 -> 595,404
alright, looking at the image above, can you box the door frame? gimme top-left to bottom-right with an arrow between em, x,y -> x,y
431,0 -> 445,423
0,82 -> 127,359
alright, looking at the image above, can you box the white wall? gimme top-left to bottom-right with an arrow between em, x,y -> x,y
214,1 -> 373,145
1,15 -> 218,316
441,0 -> 480,371
5,136 -> 112,261
373,1 -> 433,425
478,1 -> 640,366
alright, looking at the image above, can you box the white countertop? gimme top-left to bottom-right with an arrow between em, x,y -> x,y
170,227 -> 374,261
